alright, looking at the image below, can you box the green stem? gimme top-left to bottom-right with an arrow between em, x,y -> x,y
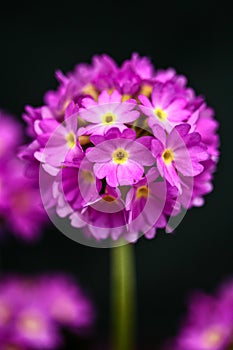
111,242 -> 136,350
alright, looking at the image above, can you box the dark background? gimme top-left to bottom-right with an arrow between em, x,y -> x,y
0,1 -> 232,348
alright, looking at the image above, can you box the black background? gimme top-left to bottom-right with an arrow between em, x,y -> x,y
0,1 -> 232,348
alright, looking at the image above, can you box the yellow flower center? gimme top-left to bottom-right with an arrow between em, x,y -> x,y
66,132 -> 76,149
154,107 -> 167,121
139,84 -> 153,97
102,112 -> 117,125
162,148 -> 174,165
203,328 -> 223,347
112,148 -> 129,164
81,170 -> 95,183
136,185 -> 149,199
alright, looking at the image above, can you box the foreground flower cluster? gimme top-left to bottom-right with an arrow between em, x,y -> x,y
164,279 -> 233,350
0,274 -> 94,349
22,54 -> 220,242
0,111 -> 47,241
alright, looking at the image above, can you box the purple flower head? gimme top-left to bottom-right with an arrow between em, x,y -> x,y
22,54 -> 219,245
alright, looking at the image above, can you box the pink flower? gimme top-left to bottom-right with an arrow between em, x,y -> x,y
79,90 -> 139,135
139,83 -> 191,132
86,128 -> 155,187
14,308 -> 61,349
0,274 -> 95,349
38,275 -> 95,330
151,124 -> 208,192
166,285 -> 233,350
0,112 -> 48,241
0,160 -> 47,241
34,112 -> 83,174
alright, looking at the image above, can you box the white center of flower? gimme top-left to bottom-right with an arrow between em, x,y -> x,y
112,148 -> 129,164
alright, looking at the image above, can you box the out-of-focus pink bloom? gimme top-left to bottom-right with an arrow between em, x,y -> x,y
0,112 -> 48,241
165,279 -> 233,350
0,160 -> 47,241
0,274 -> 95,349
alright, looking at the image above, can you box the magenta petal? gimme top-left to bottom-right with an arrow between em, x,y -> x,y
138,94 -> 153,108
118,160 -> 144,185
86,145 -> 112,162
93,162 -> 110,179
151,139 -> 163,158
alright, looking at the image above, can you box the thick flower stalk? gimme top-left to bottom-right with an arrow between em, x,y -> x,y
0,274 -> 95,349
0,111 -> 47,241
21,53 -> 219,243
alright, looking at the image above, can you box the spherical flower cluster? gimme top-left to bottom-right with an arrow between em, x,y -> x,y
0,111 -> 48,241
164,279 -> 233,350
0,274 -> 94,349
22,53 -> 219,243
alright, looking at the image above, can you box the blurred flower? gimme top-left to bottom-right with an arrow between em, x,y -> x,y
21,53 -> 220,243
0,111 -> 47,241
164,279 -> 233,350
0,274 -> 95,349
